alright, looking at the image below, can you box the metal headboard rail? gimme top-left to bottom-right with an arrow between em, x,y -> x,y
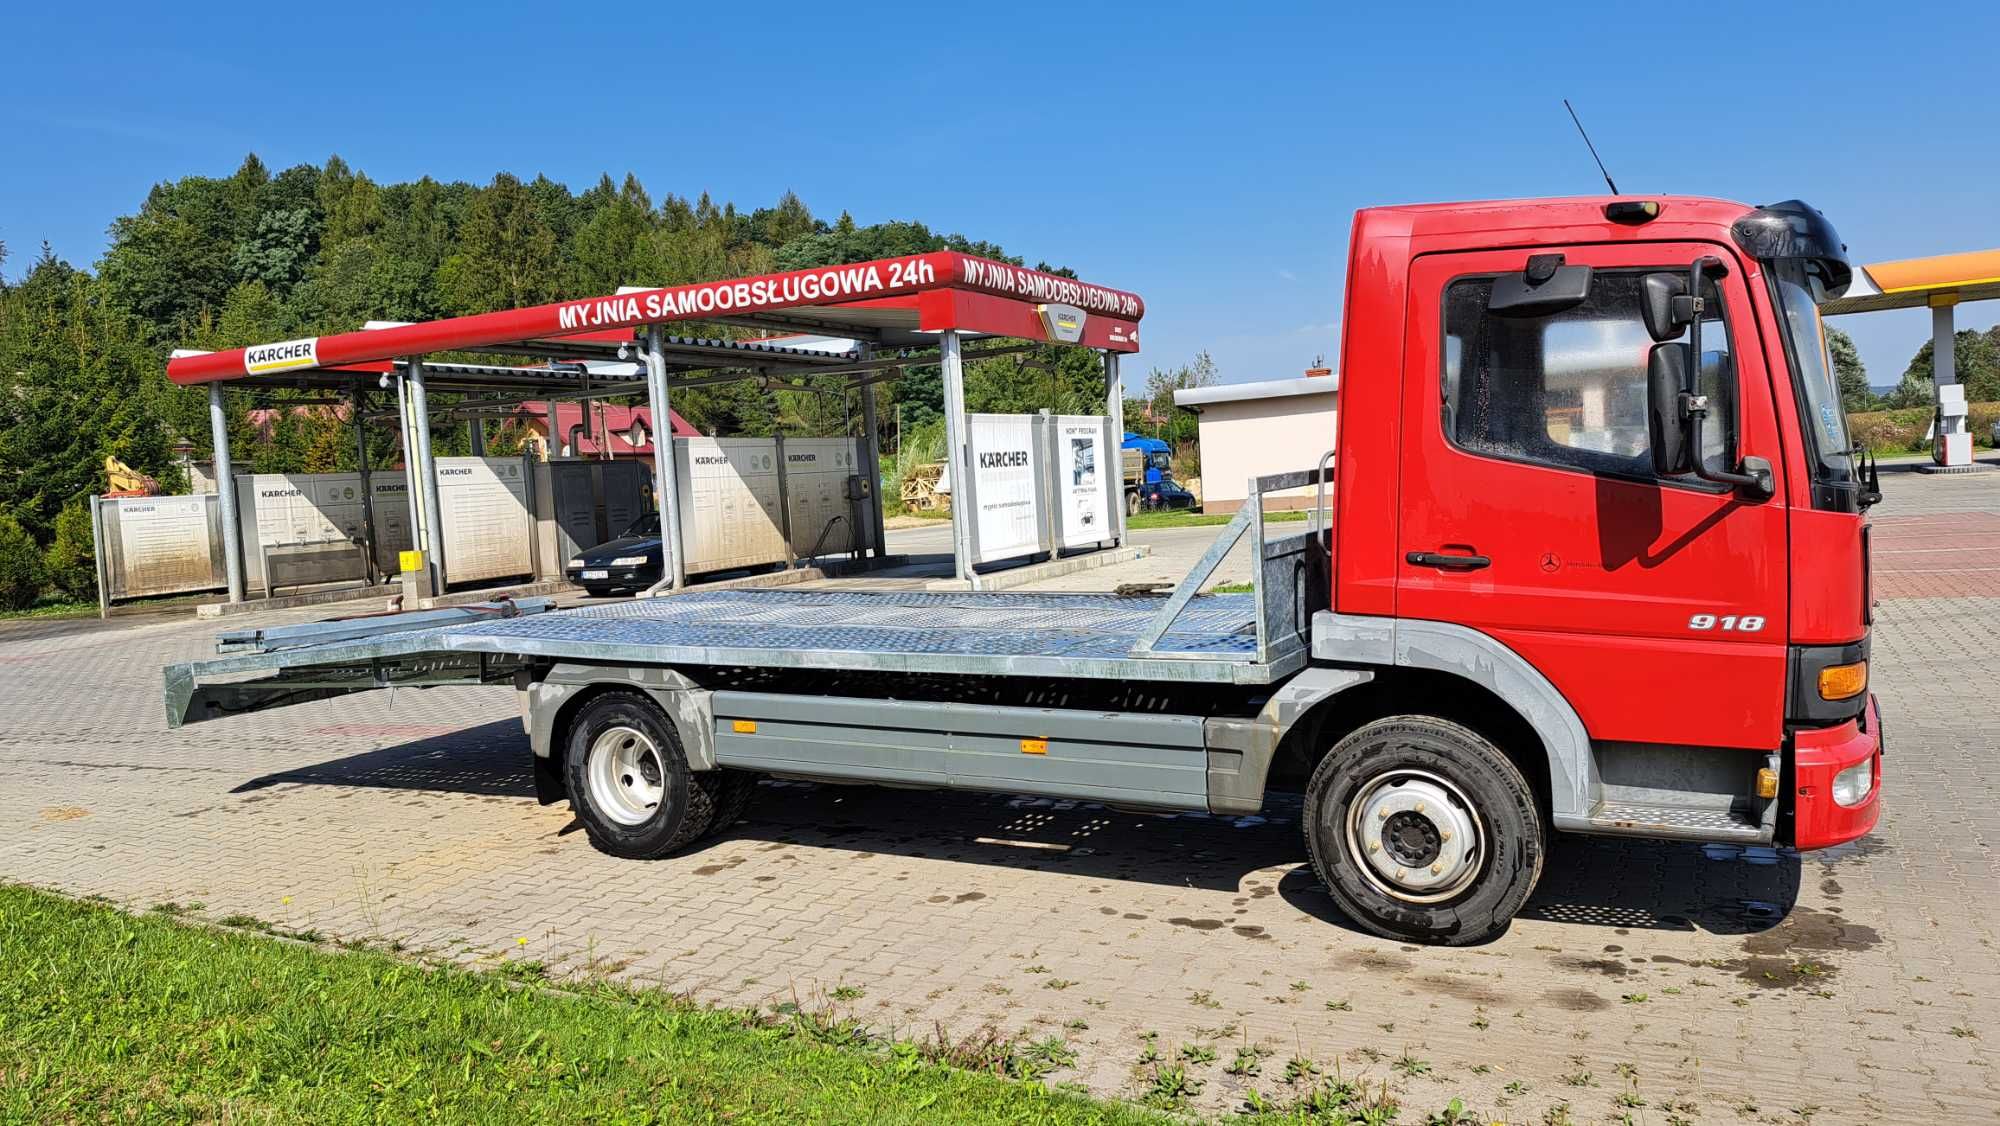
1129,462 -> 1333,661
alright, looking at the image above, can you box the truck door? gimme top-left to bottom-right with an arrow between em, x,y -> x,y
1397,244 -> 1790,750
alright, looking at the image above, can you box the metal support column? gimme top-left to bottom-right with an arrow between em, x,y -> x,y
353,385 -> 377,585
857,352 -> 886,559
642,325 -> 686,594
407,358 -> 446,592
1104,351 -> 1127,545
207,382 -> 244,603
1931,298 -> 1971,467
1933,301 -> 1957,392
395,375 -> 422,554
940,331 -> 975,584
468,417 -> 487,457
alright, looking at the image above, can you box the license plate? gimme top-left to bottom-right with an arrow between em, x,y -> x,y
580,570 -> 608,579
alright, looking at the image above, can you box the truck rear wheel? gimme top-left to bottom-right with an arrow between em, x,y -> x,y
1126,490 -> 1141,516
563,692 -> 728,859
1303,716 -> 1543,946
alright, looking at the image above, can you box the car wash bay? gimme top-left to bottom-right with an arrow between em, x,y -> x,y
157,254 -> 1144,609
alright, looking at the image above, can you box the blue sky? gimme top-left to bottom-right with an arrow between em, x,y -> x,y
6,0 -> 1996,392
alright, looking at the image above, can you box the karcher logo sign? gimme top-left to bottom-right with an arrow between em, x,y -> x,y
1036,303 -> 1086,344
244,337 -> 319,375
978,450 -> 1030,468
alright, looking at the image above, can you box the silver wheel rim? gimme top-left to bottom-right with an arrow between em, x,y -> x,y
586,725 -> 666,827
1344,767 -> 1485,903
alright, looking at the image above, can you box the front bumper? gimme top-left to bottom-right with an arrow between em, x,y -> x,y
1789,693 -> 1882,850
565,567 -> 657,588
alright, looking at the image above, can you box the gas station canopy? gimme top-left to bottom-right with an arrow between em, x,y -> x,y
1820,247 -> 2000,315
1820,245 -> 2000,473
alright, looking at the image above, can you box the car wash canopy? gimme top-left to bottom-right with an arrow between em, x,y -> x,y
166,251 -> 1144,385
167,250 -> 1147,599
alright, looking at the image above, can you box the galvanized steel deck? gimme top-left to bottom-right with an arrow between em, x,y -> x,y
176,588 -> 1298,688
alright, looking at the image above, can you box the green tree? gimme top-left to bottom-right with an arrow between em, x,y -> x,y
1827,327 -> 1873,412
98,177 -> 237,332
0,514 -> 43,610
1896,328 -> 2000,406
436,172 -> 559,313
565,174 -> 656,295
43,499 -> 98,601
1143,351 -> 1218,420
0,250 -> 181,541
232,207 -> 319,297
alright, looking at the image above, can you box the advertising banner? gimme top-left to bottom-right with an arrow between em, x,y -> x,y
968,413 -> 1042,564
1055,416 -> 1111,548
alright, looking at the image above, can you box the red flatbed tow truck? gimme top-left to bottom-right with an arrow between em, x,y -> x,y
165,194 -> 1882,944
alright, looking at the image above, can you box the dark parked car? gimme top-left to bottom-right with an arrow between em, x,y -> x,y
566,513 -> 663,596
1142,478 -> 1197,511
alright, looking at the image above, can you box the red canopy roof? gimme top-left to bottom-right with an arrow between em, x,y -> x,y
166,252 -> 1146,386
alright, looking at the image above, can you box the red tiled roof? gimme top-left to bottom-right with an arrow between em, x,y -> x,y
514,400 -> 698,456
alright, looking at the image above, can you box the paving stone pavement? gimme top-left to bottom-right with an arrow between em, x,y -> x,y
2,465 -> 1995,1124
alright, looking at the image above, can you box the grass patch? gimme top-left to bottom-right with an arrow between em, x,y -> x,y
1124,509 -> 1309,530
0,885 -> 1156,1123
0,596 -> 96,622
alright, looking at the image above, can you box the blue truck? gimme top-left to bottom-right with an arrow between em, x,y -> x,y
1120,433 -> 1195,514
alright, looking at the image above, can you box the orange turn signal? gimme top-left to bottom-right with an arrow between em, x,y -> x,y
1817,661 -> 1867,701
1755,768 -> 1780,799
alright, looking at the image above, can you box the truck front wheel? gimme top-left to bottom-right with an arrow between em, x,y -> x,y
1303,716 -> 1543,946
563,692 -> 731,859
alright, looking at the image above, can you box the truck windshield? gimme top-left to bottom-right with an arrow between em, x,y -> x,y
1146,450 -> 1172,472
1770,259 -> 1858,504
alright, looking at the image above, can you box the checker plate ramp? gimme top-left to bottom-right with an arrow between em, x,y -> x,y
455,590 -> 1258,660
178,589 -> 1291,688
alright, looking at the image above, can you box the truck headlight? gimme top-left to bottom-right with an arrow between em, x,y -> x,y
1831,758 -> 1874,807
610,555 -> 651,566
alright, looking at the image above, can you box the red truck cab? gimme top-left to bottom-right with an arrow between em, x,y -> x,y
1308,196 -> 1879,934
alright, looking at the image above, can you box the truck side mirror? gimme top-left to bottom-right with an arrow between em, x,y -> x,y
1647,343 -> 1694,477
1489,254 -> 1594,318
1641,273 -> 1690,342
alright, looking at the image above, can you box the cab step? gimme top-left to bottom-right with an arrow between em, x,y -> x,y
1584,800 -> 1768,844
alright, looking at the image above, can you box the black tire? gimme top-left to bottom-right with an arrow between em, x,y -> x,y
1126,490 -> 1141,516
709,771 -> 759,834
1302,716 -> 1543,946
562,692 -> 725,859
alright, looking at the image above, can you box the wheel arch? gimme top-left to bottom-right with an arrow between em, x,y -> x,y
526,664 -> 716,804
1273,615 -> 1596,830
1270,667 -> 1555,820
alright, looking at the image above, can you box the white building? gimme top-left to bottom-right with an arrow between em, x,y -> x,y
1174,368 -> 1339,513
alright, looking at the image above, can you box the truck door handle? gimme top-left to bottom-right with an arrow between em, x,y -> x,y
1406,550 -> 1490,571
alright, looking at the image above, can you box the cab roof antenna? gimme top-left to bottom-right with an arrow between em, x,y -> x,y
1563,98 -> 1619,196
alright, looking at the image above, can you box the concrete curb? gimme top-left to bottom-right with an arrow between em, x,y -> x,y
922,545 -> 1151,592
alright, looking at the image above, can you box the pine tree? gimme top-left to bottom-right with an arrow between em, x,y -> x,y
436,172 -> 559,313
